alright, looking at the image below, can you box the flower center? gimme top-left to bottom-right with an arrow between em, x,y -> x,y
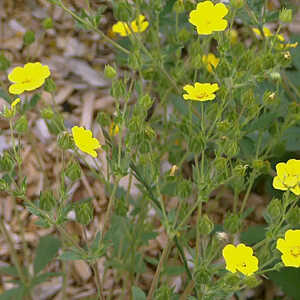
290,246 -> 300,258
22,79 -> 31,84
196,92 -> 209,99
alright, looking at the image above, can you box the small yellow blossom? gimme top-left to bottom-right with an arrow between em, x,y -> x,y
189,1 -> 228,35
112,14 -> 149,37
279,42 -> 298,49
8,62 -> 50,95
71,126 -> 101,158
222,243 -> 259,276
3,98 -> 21,118
272,159 -> 300,195
276,230 -> 300,267
109,122 -> 120,136
252,27 -> 284,41
183,82 -> 219,101
202,53 -> 219,73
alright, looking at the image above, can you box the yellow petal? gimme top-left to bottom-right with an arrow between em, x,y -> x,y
285,229 -> 300,243
281,253 -> 300,267
9,83 -> 25,95
214,3 -> 228,18
276,162 -> 288,179
8,67 -> 26,83
272,176 -> 287,191
276,238 -> 288,254
11,98 -> 20,109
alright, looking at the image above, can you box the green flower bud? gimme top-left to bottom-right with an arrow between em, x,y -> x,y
178,28 -> 192,43
194,267 -> 210,286
274,262 -> 284,271
224,213 -> 241,234
270,72 -> 281,81
42,17 -> 53,29
65,161 -> 81,181
40,190 -> 56,211
23,30 -> 35,46
231,0 -> 244,9
104,64 -> 117,79
173,0 -> 185,13
198,215 -> 214,235
113,1 -> 132,22
286,206 -> 300,226
244,276 -> 262,288
14,115 -> 28,133
57,132 -> 74,150
111,79 -> 126,99
224,273 -> 240,287
0,178 -> 9,191
0,152 -> 14,172
263,91 -> 279,106
138,94 -> 153,110
44,78 -> 56,93
75,201 -> 94,225
279,8 -> 292,23
41,107 -> 54,119
266,198 -> 282,222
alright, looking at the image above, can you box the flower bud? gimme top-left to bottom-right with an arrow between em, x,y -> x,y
194,267 -> 210,286
269,72 -> 281,81
0,178 -> 9,191
0,152 -> 14,172
279,8 -> 292,23
75,201 -> 94,225
198,215 -> 214,235
178,28 -> 192,43
57,132 -> 74,150
104,64 -> 117,79
39,190 -> 56,211
44,78 -> 56,93
65,161 -> 81,181
42,17 -> 53,29
224,214 -> 241,234
244,276 -> 262,288
109,122 -> 120,136
266,198 -> 282,222
173,0 -> 185,13
41,107 -> 54,119
286,206 -> 300,226
14,116 -> 28,133
231,0 -> 244,9
111,79 -> 126,99
138,94 -> 153,110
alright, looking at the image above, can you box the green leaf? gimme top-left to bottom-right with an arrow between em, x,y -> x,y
268,268 -> 300,299
0,286 -> 25,300
0,88 -> 11,103
59,250 -> 82,261
283,126 -> 300,152
0,53 -> 11,71
0,266 -> 18,277
31,272 -> 62,287
23,30 -> 35,46
132,286 -> 146,300
240,225 -> 266,245
34,235 -> 61,274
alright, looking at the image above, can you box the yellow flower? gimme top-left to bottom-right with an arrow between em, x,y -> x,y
112,14 -> 149,37
279,42 -> 298,49
189,1 -> 228,35
276,230 -> 300,267
222,243 -> 259,276
252,27 -> 284,41
183,82 -> 219,101
71,126 -> 101,158
272,159 -> 300,195
202,53 -> 219,73
8,62 -> 50,95
109,122 -> 120,136
3,98 -> 21,118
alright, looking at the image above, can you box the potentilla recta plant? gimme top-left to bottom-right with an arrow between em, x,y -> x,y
0,0 -> 299,299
